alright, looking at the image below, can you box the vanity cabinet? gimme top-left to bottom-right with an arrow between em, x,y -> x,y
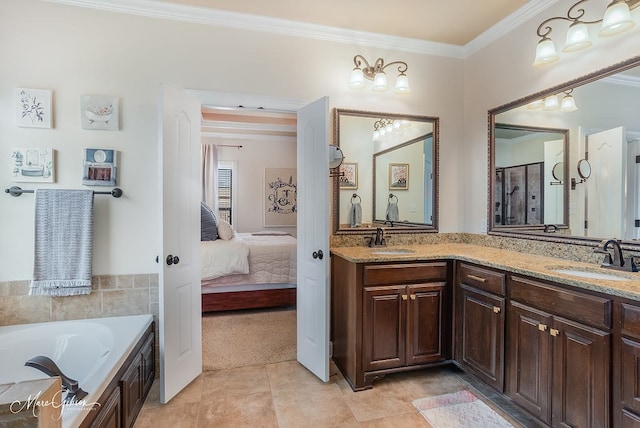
618,302 -> 640,425
331,256 -> 451,390
454,262 -> 506,392
507,275 -> 611,427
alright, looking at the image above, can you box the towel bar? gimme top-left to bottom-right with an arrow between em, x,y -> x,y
5,186 -> 123,198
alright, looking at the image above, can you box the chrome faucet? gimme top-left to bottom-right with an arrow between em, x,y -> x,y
594,239 -> 638,272
384,220 -> 394,227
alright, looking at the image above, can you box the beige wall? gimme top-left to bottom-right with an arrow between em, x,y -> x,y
0,0 -> 464,282
463,0 -> 640,233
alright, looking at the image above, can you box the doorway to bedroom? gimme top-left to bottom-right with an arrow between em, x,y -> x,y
199,105 -> 299,370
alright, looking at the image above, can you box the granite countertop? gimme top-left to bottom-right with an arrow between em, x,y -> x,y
330,243 -> 640,301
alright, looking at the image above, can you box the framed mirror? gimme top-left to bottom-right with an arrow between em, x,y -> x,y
333,109 -> 439,234
492,123 -> 569,229
489,55 -> 640,244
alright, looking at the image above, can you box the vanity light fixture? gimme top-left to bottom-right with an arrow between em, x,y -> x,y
529,90 -> 578,112
349,55 -> 410,94
533,0 -> 638,66
372,118 -> 410,141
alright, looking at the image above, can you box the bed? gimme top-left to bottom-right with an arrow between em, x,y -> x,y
200,231 -> 297,312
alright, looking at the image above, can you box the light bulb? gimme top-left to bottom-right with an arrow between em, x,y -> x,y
349,67 -> 365,89
599,1 -> 635,37
533,37 -> 559,66
371,72 -> 388,92
563,21 -> 592,52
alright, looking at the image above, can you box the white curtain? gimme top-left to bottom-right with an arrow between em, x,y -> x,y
201,143 -> 218,211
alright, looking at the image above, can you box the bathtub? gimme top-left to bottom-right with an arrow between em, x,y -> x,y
0,314 -> 153,428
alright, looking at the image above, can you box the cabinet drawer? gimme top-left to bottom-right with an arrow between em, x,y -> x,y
622,303 -> 640,340
509,275 -> 612,330
364,262 -> 447,285
458,263 -> 505,296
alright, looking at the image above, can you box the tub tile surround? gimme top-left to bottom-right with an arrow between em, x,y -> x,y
0,273 -> 158,326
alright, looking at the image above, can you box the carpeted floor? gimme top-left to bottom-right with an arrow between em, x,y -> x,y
202,307 -> 297,370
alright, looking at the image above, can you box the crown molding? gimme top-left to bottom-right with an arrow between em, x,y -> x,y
43,0 -> 557,58
464,0 -> 561,56
601,74 -> 640,88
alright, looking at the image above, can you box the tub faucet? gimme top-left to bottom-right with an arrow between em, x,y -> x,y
25,356 -> 88,402
594,239 -> 638,272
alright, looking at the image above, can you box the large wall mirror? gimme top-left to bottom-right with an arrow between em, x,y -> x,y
333,109 -> 439,234
489,55 -> 640,246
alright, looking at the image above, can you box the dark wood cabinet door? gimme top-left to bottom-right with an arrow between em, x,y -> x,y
622,337 -> 640,419
552,317 -> 610,428
90,386 -> 121,428
406,282 -> 448,365
363,285 -> 406,371
459,285 -> 505,391
120,353 -> 143,428
507,301 -> 553,425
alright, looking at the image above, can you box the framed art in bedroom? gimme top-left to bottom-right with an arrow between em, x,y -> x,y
264,167 -> 297,227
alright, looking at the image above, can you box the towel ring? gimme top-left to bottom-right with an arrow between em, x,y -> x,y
351,193 -> 361,203
388,193 -> 398,203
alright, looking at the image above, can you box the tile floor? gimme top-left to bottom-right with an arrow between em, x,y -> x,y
135,361 -> 539,427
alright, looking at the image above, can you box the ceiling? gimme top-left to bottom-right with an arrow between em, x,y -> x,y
150,0 -> 531,46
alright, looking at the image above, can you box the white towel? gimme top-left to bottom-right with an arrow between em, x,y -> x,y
30,189 -> 94,296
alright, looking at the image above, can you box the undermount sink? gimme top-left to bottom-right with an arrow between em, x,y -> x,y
370,248 -> 416,255
548,266 -> 631,281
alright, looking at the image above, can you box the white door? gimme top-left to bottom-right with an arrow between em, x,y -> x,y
159,84 -> 203,403
543,139 -> 564,224
296,97 -> 330,382
586,126 -> 626,239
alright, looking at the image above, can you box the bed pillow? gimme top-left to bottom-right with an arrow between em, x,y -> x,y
217,219 -> 235,240
200,202 -> 218,241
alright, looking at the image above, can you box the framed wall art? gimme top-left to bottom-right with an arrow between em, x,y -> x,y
339,162 -> 358,190
15,88 -> 52,129
81,95 -> 119,131
82,148 -> 117,186
10,148 -> 54,182
264,168 -> 297,227
389,163 -> 409,190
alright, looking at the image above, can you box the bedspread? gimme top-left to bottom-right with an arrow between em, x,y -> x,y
201,236 -> 249,280
201,232 -> 296,288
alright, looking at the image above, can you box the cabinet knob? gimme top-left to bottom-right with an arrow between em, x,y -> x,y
410,294 -> 416,300
550,328 -> 560,337
538,323 -> 548,332
402,295 -> 408,301
493,306 -> 501,314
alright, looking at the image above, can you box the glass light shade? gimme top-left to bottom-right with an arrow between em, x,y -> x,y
560,94 -> 578,112
393,121 -> 401,129
563,22 -> 592,52
394,73 -> 410,94
533,37 -> 559,66
385,123 -> 393,133
371,72 -> 388,92
599,1 -> 635,37
528,99 -> 545,109
543,95 -> 560,110
349,67 -> 365,89
372,130 -> 380,141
